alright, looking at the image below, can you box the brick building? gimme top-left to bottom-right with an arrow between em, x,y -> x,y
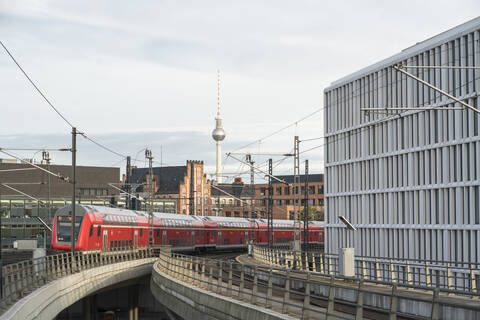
127,160 -> 209,215
214,174 -> 324,220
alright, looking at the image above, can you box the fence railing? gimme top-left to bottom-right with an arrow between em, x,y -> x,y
155,250 -> 480,320
252,245 -> 480,296
1,248 -> 155,309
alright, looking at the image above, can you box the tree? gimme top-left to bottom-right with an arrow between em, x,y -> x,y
298,207 -> 324,221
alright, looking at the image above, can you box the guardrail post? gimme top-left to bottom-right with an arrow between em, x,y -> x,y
327,256 -> 331,275
390,259 -> 396,283
282,270 -> 290,314
189,256 -> 194,284
425,262 -> 431,287
312,253 -> 317,272
201,258 -> 207,289
470,264 -> 477,296
362,258 -> 367,280
208,265 -> 214,292
251,266 -> 258,305
238,265 -> 245,300
327,275 -> 335,314
431,288 -> 440,320
319,254 -> 324,273
389,284 -> 398,320
302,272 -> 311,320
406,261 -> 413,286
227,262 -> 233,297
375,259 -> 381,281
446,263 -> 453,292
355,280 -> 364,320
217,261 -> 223,294
266,268 -> 273,308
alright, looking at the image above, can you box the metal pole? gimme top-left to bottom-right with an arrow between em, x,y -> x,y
71,127 -> 76,253
304,160 -> 309,251
145,149 -> 153,247
126,156 -> 131,209
393,65 -> 480,114
268,159 -> 273,249
293,136 -> 300,251
43,151 -> 51,249
246,154 -> 255,218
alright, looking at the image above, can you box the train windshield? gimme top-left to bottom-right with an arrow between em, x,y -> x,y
56,215 -> 83,243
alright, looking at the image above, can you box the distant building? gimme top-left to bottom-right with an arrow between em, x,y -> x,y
127,160 -> 209,215
324,18 -> 480,263
214,174 -> 324,220
0,160 -> 121,248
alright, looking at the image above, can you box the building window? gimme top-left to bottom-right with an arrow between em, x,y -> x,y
318,185 -> 324,194
309,186 -> 315,194
276,199 -> 282,205
285,199 -> 290,205
284,187 -> 290,195
294,186 -> 299,195
260,188 -> 266,196
309,199 -> 315,206
243,211 -> 248,218
301,186 -> 305,195
289,212 -> 294,220
234,211 -> 240,217
319,199 -> 324,206
276,187 -> 282,195
226,211 -> 231,217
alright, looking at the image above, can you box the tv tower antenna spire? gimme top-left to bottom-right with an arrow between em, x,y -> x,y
212,69 -> 226,184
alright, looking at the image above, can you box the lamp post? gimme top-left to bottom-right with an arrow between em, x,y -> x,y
339,215 -> 356,277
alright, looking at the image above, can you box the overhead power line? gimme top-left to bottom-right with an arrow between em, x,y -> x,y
231,107 -> 323,152
1,41 -> 130,161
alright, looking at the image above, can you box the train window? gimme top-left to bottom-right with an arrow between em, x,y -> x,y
110,240 -> 113,248
156,229 -> 160,237
129,240 -> 132,248
97,226 -> 101,237
89,225 -> 93,237
122,240 -> 125,248
206,231 -> 210,237
114,240 -> 118,248
140,229 -> 143,238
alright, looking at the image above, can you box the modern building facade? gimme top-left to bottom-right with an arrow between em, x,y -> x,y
324,18 -> 480,263
0,160 -> 121,248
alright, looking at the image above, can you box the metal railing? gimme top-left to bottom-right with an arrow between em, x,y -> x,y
155,250 -> 480,320
1,248 -> 155,310
252,245 -> 480,296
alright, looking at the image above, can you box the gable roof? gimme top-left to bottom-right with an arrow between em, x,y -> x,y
129,166 -> 187,194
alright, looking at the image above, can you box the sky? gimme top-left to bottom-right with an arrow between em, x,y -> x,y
0,0 -> 479,182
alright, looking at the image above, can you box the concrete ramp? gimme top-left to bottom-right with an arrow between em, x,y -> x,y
1,258 -> 156,320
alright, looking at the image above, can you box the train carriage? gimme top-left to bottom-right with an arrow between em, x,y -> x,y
51,205 -> 324,252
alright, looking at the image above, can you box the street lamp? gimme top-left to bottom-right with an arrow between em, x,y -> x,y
338,215 -> 356,277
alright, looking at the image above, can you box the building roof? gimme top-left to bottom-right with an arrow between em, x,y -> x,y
326,17 -> 480,91
129,166 -> 187,194
275,174 -> 324,184
211,183 -> 254,198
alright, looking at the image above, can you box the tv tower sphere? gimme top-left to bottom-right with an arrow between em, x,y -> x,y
212,120 -> 226,141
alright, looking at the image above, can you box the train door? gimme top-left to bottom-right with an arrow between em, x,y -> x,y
245,231 -> 249,244
134,230 -> 138,248
217,231 -> 221,245
102,230 -> 108,251
162,231 -> 167,245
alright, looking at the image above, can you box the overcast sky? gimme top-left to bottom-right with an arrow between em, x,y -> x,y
0,1 -> 478,181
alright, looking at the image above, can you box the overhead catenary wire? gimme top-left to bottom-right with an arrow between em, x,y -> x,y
0,41 -> 131,161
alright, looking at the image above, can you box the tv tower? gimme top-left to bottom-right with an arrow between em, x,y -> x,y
211,70 -> 226,184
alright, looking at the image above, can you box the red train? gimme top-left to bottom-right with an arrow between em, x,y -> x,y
51,205 -> 324,251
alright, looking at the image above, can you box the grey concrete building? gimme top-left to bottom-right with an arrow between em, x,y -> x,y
324,18 -> 480,263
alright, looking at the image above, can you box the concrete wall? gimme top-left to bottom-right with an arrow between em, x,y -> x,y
150,261 -> 295,320
0,258 -> 156,320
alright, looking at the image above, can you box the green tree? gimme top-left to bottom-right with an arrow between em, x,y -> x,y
298,207 -> 324,221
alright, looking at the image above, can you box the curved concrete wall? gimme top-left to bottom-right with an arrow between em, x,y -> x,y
150,261 -> 296,320
1,258 -> 156,320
